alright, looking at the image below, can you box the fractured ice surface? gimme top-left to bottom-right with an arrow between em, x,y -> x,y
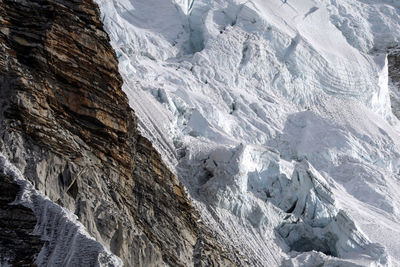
96,0 -> 400,265
178,143 -> 388,265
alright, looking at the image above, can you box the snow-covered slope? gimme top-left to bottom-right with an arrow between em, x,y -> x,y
96,0 -> 400,265
0,154 -> 121,266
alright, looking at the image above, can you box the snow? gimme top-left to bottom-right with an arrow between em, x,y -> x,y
0,154 -> 122,267
96,0 -> 400,265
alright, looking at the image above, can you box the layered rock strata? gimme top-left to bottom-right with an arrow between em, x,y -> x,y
389,47 -> 400,118
0,0 -> 241,265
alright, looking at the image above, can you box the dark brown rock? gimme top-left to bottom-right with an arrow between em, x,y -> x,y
0,0 -> 243,266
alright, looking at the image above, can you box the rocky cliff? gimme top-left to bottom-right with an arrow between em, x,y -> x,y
389,46 -> 400,119
0,0 -> 242,265
0,172 -> 44,265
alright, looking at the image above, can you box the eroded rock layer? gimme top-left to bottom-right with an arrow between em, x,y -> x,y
0,0 -> 239,265
0,172 -> 43,265
389,46 -> 400,118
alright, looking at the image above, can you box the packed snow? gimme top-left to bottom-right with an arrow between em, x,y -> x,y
96,0 -> 400,265
0,154 -> 122,267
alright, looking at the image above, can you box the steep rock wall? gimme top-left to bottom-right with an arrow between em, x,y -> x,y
0,172 -> 44,265
389,46 -> 400,118
0,0 -> 240,265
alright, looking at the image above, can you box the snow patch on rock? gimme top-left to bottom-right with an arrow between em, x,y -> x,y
0,154 -> 122,267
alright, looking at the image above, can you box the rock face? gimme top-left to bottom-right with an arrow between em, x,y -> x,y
0,172 -> 44,266
389,47 -> 400,119
0,0 -> 240,265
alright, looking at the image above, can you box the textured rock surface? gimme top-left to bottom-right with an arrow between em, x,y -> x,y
0,0 -> 241,265
0,172 -> 43,266
389,46 -> 400,118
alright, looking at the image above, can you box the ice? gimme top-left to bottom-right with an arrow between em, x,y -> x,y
177,143 -> 388,264
0,154 -> 122,267
96,0 -> 400,265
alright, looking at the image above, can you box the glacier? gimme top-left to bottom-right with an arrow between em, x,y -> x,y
96,0 -> 400,265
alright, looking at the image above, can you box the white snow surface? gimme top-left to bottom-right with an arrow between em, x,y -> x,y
0,154 -> 122,267
96,0 -> 400,266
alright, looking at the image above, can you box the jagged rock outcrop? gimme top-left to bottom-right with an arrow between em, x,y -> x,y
0,172 -> 44,265
389,47 -> 400,118
0,0 -> 242,265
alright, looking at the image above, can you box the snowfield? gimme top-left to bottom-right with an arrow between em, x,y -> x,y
96,0 -> 400,265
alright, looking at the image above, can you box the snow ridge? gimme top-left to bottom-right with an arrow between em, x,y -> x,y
0,154 -> 122,267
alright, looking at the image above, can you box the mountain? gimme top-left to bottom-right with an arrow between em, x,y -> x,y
0,0 -> 239,266
1,0 -> 400,266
